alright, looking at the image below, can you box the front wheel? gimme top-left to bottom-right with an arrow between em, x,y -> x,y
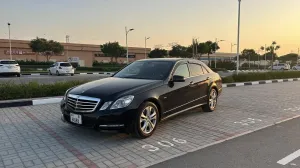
56,71 -> 60,76
202,88 -> 218,112
132,102 -> 159,139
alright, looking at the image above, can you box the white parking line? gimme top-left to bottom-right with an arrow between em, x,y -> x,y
277,149 -> 300,165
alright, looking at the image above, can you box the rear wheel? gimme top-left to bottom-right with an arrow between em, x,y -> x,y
202,88 -> 218,112
131,102 -> 159,139
71,73 -> 74,76
17,73 -> 20,77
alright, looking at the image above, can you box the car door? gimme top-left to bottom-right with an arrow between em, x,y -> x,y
50,63 -> 57,74
160,62 -> 194,116
187,63 -> 209,104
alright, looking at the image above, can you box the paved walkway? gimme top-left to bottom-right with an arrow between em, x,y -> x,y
0,81 -> 300,168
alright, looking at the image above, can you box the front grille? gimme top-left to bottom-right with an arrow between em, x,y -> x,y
67,94 -> 100,112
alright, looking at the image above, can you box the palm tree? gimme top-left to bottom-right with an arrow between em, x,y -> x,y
266,41 -> 280,70
260,46 -> 266,69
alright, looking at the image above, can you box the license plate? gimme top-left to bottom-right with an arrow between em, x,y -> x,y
70,113 -> 82,124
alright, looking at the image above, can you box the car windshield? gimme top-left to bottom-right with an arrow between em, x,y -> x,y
60,63 -> 72,67
0,61 -> 18,64
113,61 -> 175,80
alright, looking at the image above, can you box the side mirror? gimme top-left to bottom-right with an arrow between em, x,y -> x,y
172,75 -> 185,82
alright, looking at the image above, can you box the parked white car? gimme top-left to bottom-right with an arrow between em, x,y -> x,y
0,59 -> 21,77
270,63 -> 290,70
48,62 -> 74,76
292,64 -> 300,70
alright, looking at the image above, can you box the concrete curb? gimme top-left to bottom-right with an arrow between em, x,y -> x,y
222,78 -> 300,88
20,72 -> 115,76
0,97 -> 63,108
1,77 -> 300,109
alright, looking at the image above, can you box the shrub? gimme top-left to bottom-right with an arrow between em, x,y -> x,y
221,71 -> 300,83
0,81 -> 87,100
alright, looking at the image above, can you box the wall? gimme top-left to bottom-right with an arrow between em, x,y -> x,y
0,39 -> 151,67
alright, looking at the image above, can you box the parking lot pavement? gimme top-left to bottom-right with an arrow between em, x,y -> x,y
149,116 -> 300,168
1,81 -> 300,168
0,74 -> 109,84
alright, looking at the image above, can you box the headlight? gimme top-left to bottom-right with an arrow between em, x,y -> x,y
63,88 -> 72,100
110,95 -> 134,109
99,101 -> 113,111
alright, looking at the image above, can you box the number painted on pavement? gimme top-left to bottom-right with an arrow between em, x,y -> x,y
142,144 -> 159,152
142,138 -> 187,151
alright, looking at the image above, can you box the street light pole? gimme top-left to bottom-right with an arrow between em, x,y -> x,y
8,23 -> 12,60
125,27 -> 134,64
231,43 -> 237,53
66,35 -> 70,59
264,44 -> 267,69
236,0 -> 241,74
296,48 -> 300,64
145,37 -> 150,59
214,38 -> 225,68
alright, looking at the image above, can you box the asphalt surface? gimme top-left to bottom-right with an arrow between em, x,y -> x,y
149,117 -> 300,168
0,74 -> 109,84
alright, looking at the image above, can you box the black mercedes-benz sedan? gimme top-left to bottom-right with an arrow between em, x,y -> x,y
60,58 -> 222,138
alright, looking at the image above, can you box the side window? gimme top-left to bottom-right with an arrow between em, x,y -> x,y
189,63 -> 204,76
201,65 -> 209,74
173,64 -> 190,78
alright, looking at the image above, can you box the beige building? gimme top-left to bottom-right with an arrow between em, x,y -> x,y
0,39 -> 151,67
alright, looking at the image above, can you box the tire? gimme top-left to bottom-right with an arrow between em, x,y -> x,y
71,74 -> 74,76
17,73 -> 20,77
202,88 -> 218,112
56,71 -> 60,76
131,101 -> 159,139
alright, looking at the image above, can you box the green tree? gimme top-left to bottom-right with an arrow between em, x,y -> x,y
100,42 -> 126,63
148,48 -> 168,58
266,41 -> 280,69
205,41 -> 220,66
29,37 -> 64,61
169,45 -> 192,58
186,42 -> 209,59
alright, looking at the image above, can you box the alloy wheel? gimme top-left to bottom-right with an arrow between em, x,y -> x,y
209,89 -> 217,110
139,106 -> 157,134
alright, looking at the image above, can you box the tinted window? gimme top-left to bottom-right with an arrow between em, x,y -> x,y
60,63 -> 72,67
113,61 -> 174,80
201,63 -> 212,73
0,60 -> 18,64
173,64 -> 190,78
189,63 -> 204,76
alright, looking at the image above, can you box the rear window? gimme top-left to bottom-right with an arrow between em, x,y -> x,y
0,60 -> 18,64
60,63 -> 72,66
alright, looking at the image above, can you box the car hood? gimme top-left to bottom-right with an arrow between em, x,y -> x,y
68,77 -> 163,99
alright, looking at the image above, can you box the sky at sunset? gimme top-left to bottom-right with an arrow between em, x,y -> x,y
1,0 -> 300,56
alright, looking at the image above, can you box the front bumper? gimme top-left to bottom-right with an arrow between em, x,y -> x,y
60,100 -> 137,130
